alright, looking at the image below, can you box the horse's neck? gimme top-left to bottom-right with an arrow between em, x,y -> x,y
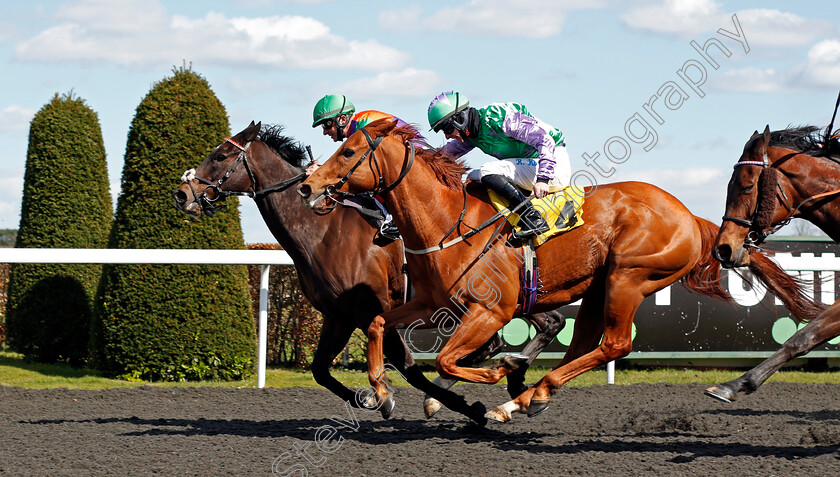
249,155 -> 334,264
788,153 -> 840,240
381,164 -> 497,259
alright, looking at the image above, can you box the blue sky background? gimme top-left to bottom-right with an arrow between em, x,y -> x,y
1,0 -> 838,243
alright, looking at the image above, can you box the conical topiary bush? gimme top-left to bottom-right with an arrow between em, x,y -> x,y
93,66 -> 255,381
6,92 -> 112,365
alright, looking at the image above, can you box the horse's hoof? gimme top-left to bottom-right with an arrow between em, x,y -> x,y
355,388 -> 379,409
469,402 -> 488,426
527,399 -> 550,418
485,407 -> 511,423
379,394 -> 396,420
484,400 -> 521,423
501,353 -> 529,370
423,396 -> 442,419
704,384 -> 736,403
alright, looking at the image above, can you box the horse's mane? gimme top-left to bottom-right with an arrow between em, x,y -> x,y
389,124 -> 467,190
746,125 -> 840,158
258,124 -> 308,168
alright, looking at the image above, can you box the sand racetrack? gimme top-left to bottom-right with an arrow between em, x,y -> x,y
2,382 -> 840,476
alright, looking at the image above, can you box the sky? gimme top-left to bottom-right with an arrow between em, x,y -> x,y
1,0 -> 838,243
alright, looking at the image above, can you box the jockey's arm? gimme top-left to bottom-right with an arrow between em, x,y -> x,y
440,139 -> 474,159
501,112 -> 559,186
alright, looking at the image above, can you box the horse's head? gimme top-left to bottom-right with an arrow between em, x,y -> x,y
298,118 -> 409,213
173,121 -> 262,216
713,125 -> 794,267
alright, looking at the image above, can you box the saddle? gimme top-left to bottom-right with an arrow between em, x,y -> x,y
488,185 -> 585,247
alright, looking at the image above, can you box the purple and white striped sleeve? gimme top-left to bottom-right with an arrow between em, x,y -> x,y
502,112 -> 557,182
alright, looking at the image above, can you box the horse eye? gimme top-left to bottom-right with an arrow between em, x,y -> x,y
213,152 -> 226,162
742,184 -> 754,194
341,149 -> 354,158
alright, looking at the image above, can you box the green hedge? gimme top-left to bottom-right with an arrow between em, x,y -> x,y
5,94 -> 112,365
92,67 -> 254,381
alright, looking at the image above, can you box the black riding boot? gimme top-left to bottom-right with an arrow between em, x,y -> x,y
481,174 -> 549,239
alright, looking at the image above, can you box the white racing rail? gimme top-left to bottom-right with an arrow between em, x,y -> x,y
0,248 -> 293,388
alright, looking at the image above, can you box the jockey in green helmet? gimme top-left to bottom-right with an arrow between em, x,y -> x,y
309,94 -> 405,240
428,91 -> 572,240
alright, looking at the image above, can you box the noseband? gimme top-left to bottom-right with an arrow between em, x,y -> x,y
182,137 -> 307,216
319,129 -> 415,211
721,152 -> 793,249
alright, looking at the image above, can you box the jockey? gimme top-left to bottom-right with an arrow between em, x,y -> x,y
428,91 -> 571,240
309,94 -> 402,240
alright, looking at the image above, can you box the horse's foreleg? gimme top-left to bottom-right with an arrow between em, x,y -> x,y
311,317 -> 359,405
366,300 -> 488,424
706,301 -> 840,402
434,306 -> 515,384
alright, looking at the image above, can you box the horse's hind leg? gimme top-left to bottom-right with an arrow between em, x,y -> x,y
485,294 -> 604,422
706,300 -> 840,402
505,309 -> 567,398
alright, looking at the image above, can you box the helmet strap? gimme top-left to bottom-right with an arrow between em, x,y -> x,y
456,107 -> 478,138
336,114 -> 350,140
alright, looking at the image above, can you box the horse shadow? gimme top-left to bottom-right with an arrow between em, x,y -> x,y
21,415 -> 544,445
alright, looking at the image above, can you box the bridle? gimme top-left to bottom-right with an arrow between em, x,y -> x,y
723,150 -> 840,249
318,128 -> 415,212
181,137 -> 307,216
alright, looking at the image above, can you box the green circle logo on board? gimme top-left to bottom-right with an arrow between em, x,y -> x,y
772,316 -> 840,345
500,318 -> 636,347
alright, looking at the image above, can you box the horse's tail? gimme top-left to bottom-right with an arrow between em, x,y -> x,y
747,246 -> 826,323
680,217 -> 731,302
683,216 -> 825,323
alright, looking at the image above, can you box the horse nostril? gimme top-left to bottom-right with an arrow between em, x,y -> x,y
297,184 -> 312,199
713,244 -> 732,264
173,189 -> 188,204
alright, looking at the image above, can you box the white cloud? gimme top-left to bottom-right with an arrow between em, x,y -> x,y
15,0 -> 410,71
622,1 -> 834,47
803,39 -> 840,88
711,39 -> 840,92
737,9 -> 835,48
338,68 -> 445,100
0,106 -> 35,131
379,0 -> 605,39
621,0 -> 723,36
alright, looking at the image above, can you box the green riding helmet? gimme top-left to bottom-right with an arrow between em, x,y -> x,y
312,94 -> 355,127
428,91 -> 470,132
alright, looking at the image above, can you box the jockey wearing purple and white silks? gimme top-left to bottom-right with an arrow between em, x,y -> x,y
428,91 -> 571,239
441,103 -> 570,192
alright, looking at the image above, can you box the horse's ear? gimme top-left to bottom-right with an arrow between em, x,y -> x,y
367,118 -> 399,137
760,125 -> 771,155
244,121 -> 261,142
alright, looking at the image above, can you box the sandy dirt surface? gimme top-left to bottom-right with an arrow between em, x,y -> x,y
2,382 -> 840,476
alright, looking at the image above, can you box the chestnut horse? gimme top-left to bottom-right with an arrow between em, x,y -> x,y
708,125 -> 839,402
298,119 -> 823,423
173,121 -> 564,422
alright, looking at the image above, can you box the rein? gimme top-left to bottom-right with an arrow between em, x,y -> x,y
723,152 -> 840,248
321,129 -> 415,210
182,137 -> 308,216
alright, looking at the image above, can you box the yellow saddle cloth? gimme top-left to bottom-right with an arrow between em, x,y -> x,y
488,185 -> 585,247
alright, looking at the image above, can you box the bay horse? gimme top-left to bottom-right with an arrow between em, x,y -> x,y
708,125 -> 839,402
173,121 -> 564,422
297,119 -> 823,423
